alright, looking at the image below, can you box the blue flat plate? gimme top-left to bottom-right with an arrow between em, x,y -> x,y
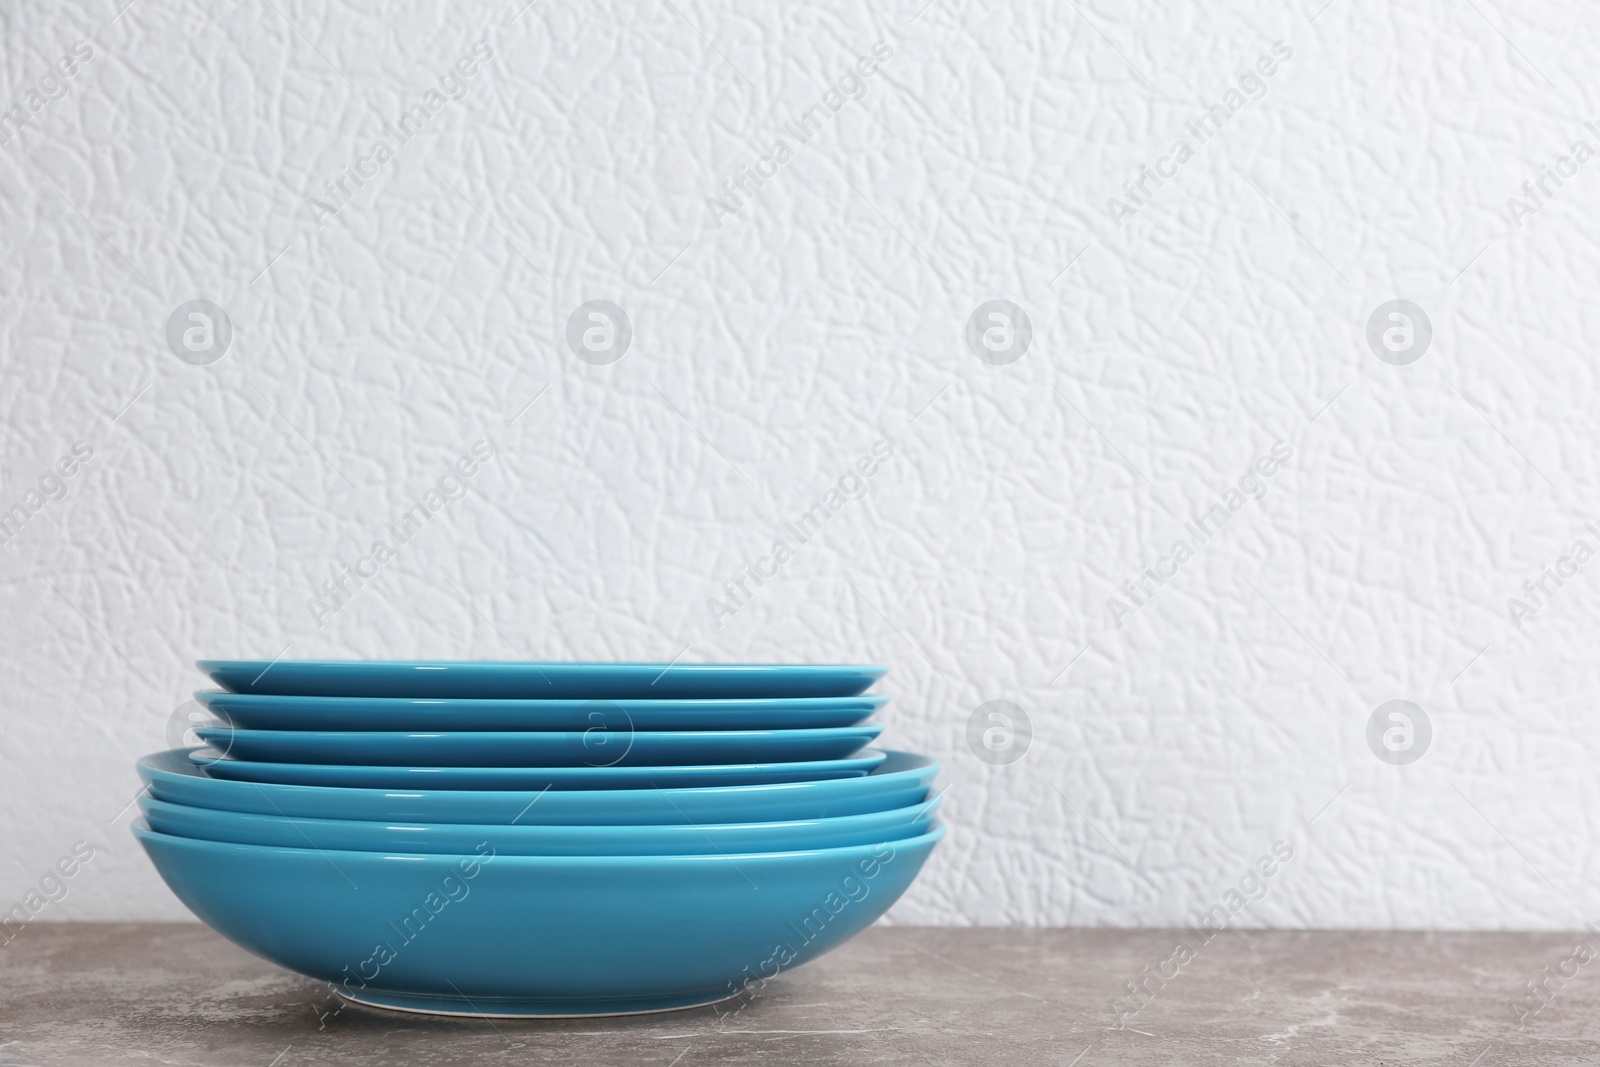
189,747 -> 888,789
139,793 -> 943,855
194,691 -> 886,731
135,820 -> 944,1017
194,724 -> 882,767
137,749 -> 938,824
199,660 -> 886,699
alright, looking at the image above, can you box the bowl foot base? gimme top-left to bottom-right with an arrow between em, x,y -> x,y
336,985 -> 744,1019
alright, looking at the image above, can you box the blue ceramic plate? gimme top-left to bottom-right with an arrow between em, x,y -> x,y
189,747 -> 887,789
194,691 -> 886,732
192,724 -> 883,767
199,660 -> 886,699
135,821 -> 944,1017
138,749 -> 938,825
138,793 -> 943,855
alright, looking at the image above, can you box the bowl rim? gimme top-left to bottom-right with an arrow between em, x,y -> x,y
193,690 -> 892,708
138,746 -> 937,800
136,790 -> 945,834
134,817 -> 947,865
198,659 -> 890,673
191,723 -> 887,743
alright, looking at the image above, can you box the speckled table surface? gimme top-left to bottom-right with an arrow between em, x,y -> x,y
3,924 -> 1597,1065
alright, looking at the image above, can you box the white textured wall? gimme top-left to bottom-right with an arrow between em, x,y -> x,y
2,0 -> 1598,931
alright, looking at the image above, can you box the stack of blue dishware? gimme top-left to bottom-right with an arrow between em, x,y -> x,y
133,659 -> 943,1018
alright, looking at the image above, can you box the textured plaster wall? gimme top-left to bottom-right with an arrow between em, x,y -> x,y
1,0 -> 1598,930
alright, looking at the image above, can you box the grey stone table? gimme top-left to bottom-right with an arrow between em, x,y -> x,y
3,924 -> 1597,1065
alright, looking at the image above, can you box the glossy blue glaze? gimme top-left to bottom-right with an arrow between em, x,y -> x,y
192,724 -> 884,767
137,749 -> 939,824
138,793 -> 942,855
194,691 -> 886,732
189,747 -> 888,789
134,821 -> 945,1017
199,660 -> 887,699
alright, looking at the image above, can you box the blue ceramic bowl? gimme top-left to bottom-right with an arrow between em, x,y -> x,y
135,821 -> 944,1017
191,723 -> 884,767
137,749 -> 939,825
138,793 -> 943,855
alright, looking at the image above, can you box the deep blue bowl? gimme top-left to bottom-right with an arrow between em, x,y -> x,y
135,820 -> 944,1017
